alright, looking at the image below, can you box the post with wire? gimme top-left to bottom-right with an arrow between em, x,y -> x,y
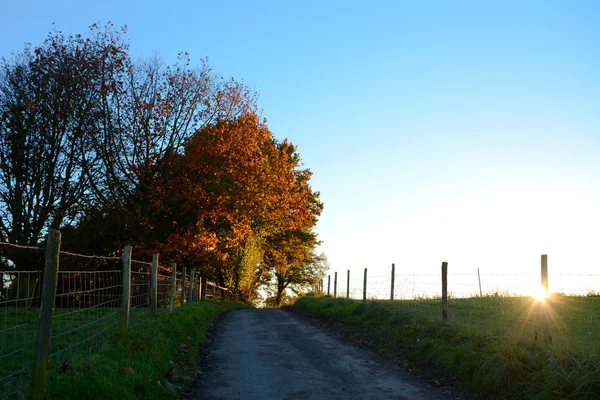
120,245 -> 132,331
30,229 -> 61,400
346,270 -> 350,298
541,254 -> 552,343
441,261 -> 448,322
151,254 -> 158,314
181,267 -> 187,307
363,268 -> 367,302
334,272 -> 337,298
170,263 -> 177,312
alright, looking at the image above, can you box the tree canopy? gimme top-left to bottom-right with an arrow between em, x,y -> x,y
0,23 -> 324,303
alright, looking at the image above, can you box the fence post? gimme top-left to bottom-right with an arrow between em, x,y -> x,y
390,263 -> 395,300
363,268 -> 367,302
189,270 -> 195,302
334,272 -> 337,298
180,267 -> 187,307
170,263 -> 177,312
120,245 -> 132,331
151,254 -> 158,314
477,267 -> 482,297
30,229 -> 61,400
442,261 -> 448,321
202,278 -> 207,300
541,254 -> 552,343
211,282 -> 216,298
327,275 -> 331,296
346,270 -> 350,298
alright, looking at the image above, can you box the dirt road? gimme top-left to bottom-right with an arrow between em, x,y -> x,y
194,308 -> 449,400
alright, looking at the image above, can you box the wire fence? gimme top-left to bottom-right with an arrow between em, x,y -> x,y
321,260 -> 600,355
0,235 -> 231,400
1,270 -> 44,399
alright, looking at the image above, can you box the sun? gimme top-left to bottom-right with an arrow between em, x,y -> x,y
533,286 -> 548,301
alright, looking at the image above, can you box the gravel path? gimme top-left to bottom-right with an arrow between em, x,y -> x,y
194,308 -> 449,400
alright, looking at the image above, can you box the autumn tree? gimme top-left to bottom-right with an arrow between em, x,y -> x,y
0,23 -> 257,263
145,115 -> 302,283
0,23 -> 324,305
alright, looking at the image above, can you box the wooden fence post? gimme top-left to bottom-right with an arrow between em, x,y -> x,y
198,276 -> 201,300
442,261 -> 448,321
346,270 -> 350,299
180,267 -> 186,307
120,245 -> 132,330
363,268 -> 367,302
327,275 -> 330,296
390,263 -> 395,300
477,267 -> 482,297
541,254 -> 552,343
202,278 -> 207,300
189,270 -> 195,302
334,272 -> 337,298
151,254 -> 158,314
170,263 -> 177,312
30,229 -> 61,400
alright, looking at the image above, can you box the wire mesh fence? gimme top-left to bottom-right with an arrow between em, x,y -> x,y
322,264 -> 600,355
1,270 -> 44,399
49,269 -> 122,375
0,236 -> 229,400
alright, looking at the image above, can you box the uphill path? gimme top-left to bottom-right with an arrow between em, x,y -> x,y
192,308 -> 458,400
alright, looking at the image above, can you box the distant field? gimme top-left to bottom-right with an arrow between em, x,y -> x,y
294,295 -> 600,400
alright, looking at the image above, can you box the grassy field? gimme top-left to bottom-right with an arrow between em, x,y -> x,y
293,295 -> 600,400
1,301 -> 243,399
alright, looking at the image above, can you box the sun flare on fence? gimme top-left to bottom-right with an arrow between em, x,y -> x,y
533,286 -> 548,301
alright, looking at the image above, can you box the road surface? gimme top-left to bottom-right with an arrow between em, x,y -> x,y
193,308 -> 451,400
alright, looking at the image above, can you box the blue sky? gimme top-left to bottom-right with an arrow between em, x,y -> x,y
2,1 -> 600,294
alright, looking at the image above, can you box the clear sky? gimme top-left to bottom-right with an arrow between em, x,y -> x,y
2,1 -> 600,295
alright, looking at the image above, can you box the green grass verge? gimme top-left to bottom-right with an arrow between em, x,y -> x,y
293,296 -> 600,400
41,301 -> 244,400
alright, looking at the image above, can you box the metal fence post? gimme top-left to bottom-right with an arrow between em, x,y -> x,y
30,229 -> 61,400
151,254 -> 158,314
120,245 -> 132,330
170,263 -> 177,312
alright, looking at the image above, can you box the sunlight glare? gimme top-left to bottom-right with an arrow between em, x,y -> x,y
533,286 -> 548,301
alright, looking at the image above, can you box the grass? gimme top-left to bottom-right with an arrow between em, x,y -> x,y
1,301 -> 244,399
293,295 -> 600,400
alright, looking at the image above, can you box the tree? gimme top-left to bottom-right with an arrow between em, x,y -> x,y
0,24 -> 128,269
0,23 -> 324,305
263,229 -> 327,306
0,23 -> 257,269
